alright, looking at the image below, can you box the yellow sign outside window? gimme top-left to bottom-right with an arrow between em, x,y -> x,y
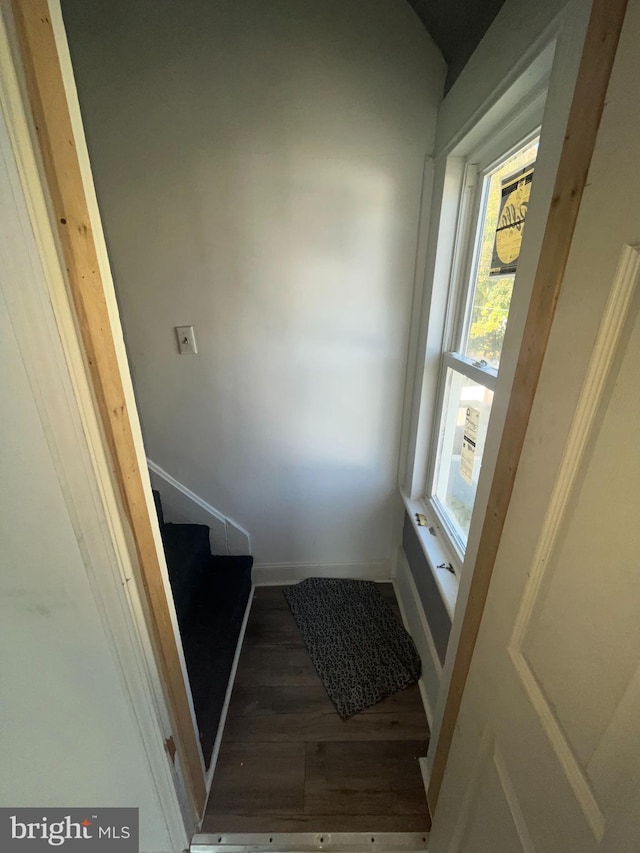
490,164 -> 535,276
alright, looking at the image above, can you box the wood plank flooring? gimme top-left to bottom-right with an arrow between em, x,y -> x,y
203,584 -> 431,833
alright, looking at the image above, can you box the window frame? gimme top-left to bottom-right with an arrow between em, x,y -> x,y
424,128 -> 541,567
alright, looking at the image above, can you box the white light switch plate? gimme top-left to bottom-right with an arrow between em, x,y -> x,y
175,325 -> 197,354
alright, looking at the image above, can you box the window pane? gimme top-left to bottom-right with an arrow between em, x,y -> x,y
464,138 -> 539,369
433,368 -> 494,546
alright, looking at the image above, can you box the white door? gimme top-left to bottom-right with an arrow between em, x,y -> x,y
429,3 -> 640,852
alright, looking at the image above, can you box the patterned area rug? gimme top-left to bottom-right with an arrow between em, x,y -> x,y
283,578 -> 422,719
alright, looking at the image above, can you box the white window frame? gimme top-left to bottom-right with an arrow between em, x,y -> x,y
401,78 -> 548,589
425,129 -> 540,563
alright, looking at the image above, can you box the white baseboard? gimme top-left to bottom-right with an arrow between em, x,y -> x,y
204,585 -> 254,798
418,756 -> 433,824
393,550 -> 443,731
147,459 -> 251,556
251,560 -> 392,586
419,756 -> 431,799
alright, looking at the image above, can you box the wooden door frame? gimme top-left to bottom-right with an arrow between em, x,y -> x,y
426,0 -> 628,814
9,0 -> 207,817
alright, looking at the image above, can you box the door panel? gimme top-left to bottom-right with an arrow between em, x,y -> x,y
429,2 -> 640,850
508,246 -> 640,844
460,754 -> 528,853
522,303 -> 640,772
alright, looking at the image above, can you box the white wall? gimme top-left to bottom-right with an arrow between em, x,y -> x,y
60,0 -> 444,570
0,290 -> 173,850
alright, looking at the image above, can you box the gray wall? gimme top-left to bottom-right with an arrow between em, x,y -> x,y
62,0 -> 444,570
402,513 -> 451,663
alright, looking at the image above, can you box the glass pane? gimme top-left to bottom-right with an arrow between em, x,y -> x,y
433,368 -> 494,546
464,137 -> 539,369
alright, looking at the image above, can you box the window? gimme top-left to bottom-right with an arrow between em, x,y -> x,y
426,136 -> 539,559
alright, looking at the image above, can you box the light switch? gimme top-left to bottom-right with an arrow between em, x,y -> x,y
175,325 -> 197,355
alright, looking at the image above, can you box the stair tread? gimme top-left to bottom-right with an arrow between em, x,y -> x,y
183,556 -> 252,767
150,483 -> 253,767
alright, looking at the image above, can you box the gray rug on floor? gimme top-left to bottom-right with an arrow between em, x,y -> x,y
283,578 -> 422,719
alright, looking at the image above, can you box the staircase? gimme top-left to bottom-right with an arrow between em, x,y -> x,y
153,489 -> 252,768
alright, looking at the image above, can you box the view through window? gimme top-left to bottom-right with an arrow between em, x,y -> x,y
429,136 -> 539,552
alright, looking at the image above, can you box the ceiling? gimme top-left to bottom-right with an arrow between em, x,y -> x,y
406,0 -> 507,91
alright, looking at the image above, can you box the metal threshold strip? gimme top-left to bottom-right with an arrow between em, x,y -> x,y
191,832 -> 430,853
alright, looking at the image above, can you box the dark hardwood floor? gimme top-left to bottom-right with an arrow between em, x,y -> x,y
202,584 -> 431,833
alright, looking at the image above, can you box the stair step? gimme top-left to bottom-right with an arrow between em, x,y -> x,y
150,484 -> 252,768
161,522 -> 211,629
182,556 -> 253,766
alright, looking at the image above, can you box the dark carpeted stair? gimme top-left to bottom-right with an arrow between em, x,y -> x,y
182,555 -> 252,763
152,489 -> 252,768
161,521 -> 211,630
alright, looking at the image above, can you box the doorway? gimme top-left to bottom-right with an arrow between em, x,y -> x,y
11,5 -> 435,840
10,0 -> 626,850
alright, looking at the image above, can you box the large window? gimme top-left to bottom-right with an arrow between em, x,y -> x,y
427,136 -> 539,559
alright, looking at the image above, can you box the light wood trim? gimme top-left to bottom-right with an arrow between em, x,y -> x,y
427,0 -> 628,813
11,0 -> 206,813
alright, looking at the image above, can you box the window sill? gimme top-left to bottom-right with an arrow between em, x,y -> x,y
401,492 -> 459,620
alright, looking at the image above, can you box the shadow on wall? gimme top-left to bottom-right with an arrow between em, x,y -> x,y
62,0 -> 445,567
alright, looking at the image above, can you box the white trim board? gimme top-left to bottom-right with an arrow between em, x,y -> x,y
204,585 -> 255,797
148,459 -> 252,557
419,757 -> 431,805
251,561 -> 392,586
